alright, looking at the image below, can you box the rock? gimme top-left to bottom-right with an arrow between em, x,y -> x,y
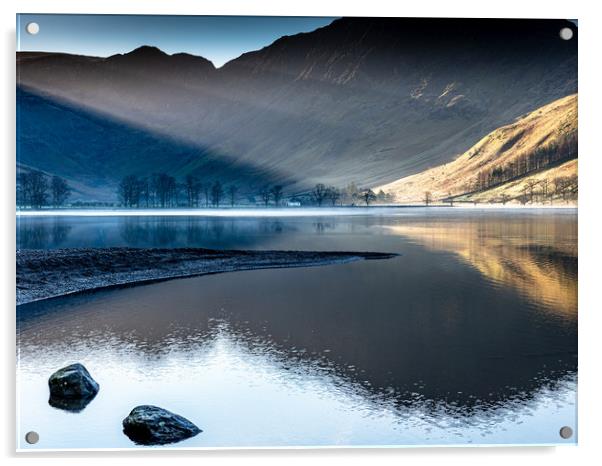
48,363 -> 100,401
122,405 -> 202,445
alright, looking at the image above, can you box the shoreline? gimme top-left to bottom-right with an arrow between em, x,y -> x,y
15,205 -> 577,217
16,247 -> 397,306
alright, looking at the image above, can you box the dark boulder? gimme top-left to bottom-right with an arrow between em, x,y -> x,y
48,363 -> 99,409
122,405 -> 201,445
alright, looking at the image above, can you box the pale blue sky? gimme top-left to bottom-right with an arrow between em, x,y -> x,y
17,14 -> 337,67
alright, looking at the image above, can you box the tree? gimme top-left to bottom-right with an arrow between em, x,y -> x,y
139,177 -> 151,207
524,178 -> 539,203
17,171 -> 48,208
119,175 -> 142,207
270,185 -> 284,206
326,186 -> 341,206
500,193 -> 511,205
361,189 -> 377,206
312,183 -> 328,206
424,191 -> 432,206
342,182 -> 360,205
227,185 -> 238,207
150,173 -> 177,207
211,181 -> 223,207
50,176 -> 71,207
260,185 -> 271,207
184,174 -> 201,207
539,179 -> 550,203
203,184 -> 210,207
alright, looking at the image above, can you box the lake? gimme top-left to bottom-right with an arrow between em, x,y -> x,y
16,208 -> 578,449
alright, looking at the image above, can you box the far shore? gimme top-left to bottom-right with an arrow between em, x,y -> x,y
15,204 -> 577,217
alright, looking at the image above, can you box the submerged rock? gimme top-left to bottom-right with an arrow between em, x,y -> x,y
122,405 -> 202,445
48,363 -> 100,408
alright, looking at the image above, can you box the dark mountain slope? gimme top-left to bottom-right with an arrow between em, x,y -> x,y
17,88 -> 288,202
17,17 -> 577,199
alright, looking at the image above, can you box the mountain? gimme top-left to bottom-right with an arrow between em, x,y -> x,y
16,88 -> 282,202
16,17 -> 577,200
377,94 -> 578,204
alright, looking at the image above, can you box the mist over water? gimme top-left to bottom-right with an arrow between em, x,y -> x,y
16,209 -> 577,448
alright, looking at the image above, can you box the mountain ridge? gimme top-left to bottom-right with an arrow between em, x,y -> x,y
16,17 -> 577,201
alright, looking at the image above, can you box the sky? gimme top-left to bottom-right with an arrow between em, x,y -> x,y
17,15 -> 337,67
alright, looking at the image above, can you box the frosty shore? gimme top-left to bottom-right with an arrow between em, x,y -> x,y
16,247 -> 396,305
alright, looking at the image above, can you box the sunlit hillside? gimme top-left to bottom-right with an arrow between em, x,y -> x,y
378,94 -> 578,205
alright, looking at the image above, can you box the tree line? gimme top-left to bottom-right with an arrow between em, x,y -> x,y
467,132 -> 577,194
17,171 -> 71,209
515,174 -> 578,204
118,174 -> 232,208
308,182 -> 395,207
117,174 -> 397,208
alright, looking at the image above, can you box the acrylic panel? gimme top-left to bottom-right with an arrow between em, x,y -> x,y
16,15 -> 578,450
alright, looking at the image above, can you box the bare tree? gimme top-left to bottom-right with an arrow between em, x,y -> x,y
539,179 -> 550,203
151,173 -> 177,207
326,186 -> 341,206
119,175 -> 142,207
500,193 -> 511,205
211,181 -> 223,207
312,183 -> 328,206
424,191 -> 432,206
17,171 -> 49,209
260,185 -> 271,207
203,184 -> 210,207
342,182 -> 360,205
140,177 -> 151,207
524,178 -> 539,203
567,174 -> 578,200
227,185 -> 238,207
50,176 -> 71,207
184,174 -> 201,207
270,185 -> 284,206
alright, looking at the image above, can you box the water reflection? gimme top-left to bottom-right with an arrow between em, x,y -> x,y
16,210 -> 577,447
385,218 -> 577,318
17,218 -> 72,249
48,392 -> 98,413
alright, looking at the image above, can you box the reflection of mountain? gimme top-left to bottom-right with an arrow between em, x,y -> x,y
17,18 -> 577,199
18,251 -> 577,417
385,220 -> 577,317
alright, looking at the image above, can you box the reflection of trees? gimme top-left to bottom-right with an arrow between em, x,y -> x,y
153,219 -> 178,246
185,219 -> 206,245
18,219 -> 72,249
259,219 -> 283,234
119,218 -> 150,246
313,221 -> 335,234
116,217 -> 288,249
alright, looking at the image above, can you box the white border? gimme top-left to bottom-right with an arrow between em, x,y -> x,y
4,1 -> 601,464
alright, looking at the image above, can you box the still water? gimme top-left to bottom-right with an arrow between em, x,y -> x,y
16,208 -> 578,449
